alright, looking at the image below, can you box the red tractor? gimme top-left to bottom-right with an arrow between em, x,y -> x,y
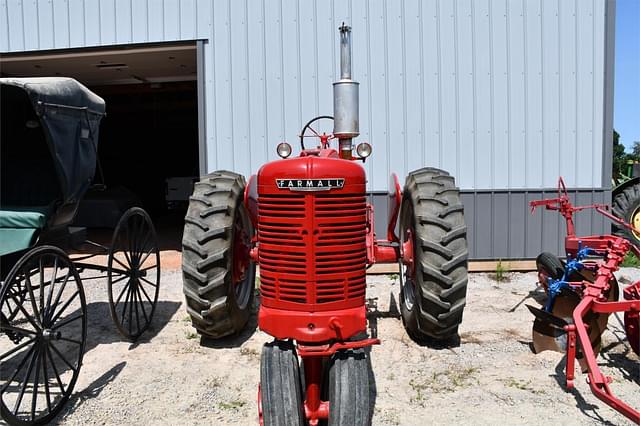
182,25 -> 468,425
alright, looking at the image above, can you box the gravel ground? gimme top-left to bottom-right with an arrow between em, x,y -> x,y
49,266 -> 638,425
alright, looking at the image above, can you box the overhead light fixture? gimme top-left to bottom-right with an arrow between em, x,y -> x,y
94,63 -> 129,69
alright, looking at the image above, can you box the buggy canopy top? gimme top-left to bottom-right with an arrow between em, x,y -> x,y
0,77 -> 105,207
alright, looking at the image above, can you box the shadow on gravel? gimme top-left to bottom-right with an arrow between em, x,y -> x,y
51,362 -> 127,424
598,342 -> 640,385
507,287 -> 547,313
365,345 -> 378,424
366,291 -> 401,339
199,294 -> 259,349
366,290 -> 461,349
551,358 -> 618,425
84,301 -> 181,351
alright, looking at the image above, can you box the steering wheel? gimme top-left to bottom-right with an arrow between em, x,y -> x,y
299,115 -> 334,150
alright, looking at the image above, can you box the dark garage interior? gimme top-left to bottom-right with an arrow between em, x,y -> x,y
93,82 -> 198,217
0,43 -> 199,247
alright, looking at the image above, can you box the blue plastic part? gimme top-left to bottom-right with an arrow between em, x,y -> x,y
543,243 -> 599,312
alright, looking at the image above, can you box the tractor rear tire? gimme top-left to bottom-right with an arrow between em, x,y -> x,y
328,349 -> 371,426
399,167 -> 468,342
182,171 -> 256,339
260,340 -> 305,426
612,182 -> 640,246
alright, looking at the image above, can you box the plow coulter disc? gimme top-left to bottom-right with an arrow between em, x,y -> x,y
529,293 -> 608,372
528,296 -> 576,355
531,255 -> 618,362
623,283 -> 640,356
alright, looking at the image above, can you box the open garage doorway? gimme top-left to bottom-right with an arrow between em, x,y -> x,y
1,42 -> 202,249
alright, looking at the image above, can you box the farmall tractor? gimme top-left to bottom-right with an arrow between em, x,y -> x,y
181,25 -> 468,425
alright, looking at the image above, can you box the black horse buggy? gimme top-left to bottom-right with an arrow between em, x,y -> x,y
0,78 -> 161,424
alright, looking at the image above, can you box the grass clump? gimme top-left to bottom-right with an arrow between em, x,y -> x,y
492,260 -> 510,283
219,400 -> 246,410
621,252 -> 640,267
409,366 -> 480,405
503,377 -> 546,395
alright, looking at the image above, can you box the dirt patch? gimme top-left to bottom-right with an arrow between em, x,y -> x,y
52,269 -> 638,425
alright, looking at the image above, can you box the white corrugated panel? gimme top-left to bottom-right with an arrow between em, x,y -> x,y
0,0 -> 611,191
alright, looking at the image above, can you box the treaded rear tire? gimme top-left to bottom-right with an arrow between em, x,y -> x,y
181,170 -> 256,339
612,182 -> 640,246
399,167 -> 468,342
260,340 -> 305,426
328,349 -> 371,426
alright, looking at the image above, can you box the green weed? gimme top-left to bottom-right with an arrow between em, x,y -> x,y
621,252 -> 640,268
503,377 -> 546,395
409,366 -> 480,405
493,260 -> 510,282
219,400 -> 246,410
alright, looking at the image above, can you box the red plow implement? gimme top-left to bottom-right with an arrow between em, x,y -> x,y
529,178 -> 639,422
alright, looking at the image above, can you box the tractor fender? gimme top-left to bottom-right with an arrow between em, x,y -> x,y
613,177 -> 640,197
387,173 -> 402,242
244,174 -> 258,226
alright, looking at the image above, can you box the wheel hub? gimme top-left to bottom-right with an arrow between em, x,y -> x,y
232,217 -> 251,285
42,328 -> 62,342
401,228 -> 415,279
632,206 -> 640,239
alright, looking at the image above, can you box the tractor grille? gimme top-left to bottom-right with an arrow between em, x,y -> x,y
258,192 -> 367,310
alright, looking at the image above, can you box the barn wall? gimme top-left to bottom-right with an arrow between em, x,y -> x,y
0,0 -> 614,192
0,0 -> 616,258
371,188 -> 610,259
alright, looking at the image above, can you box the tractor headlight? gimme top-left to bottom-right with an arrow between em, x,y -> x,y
356,142 -> 372,159
276,142 -> 292,159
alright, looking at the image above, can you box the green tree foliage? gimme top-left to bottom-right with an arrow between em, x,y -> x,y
613,130 -> 627,180
612,130 -> 640,182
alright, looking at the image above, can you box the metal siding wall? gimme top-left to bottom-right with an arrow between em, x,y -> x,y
114,0 -> 132,44
456,190 -> 608,259
601,0 -> 615,189
369,189 -> 610,259
0,0 -> 612,194
0,0 -> 9,52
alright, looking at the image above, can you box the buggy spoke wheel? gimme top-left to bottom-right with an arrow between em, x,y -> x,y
108,208 -> 160,341
1,246 -> 86,425
2,284 -> 26,324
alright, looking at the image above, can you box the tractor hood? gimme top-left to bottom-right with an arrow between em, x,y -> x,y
257,152 -> 366,194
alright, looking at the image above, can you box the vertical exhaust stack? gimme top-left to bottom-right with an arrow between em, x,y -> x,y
333,23 -> 359,159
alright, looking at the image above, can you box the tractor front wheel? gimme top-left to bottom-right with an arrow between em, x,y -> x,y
399,167 -> 469,342
260,340 -> 305,426
328,348 -> 371,426
182,171 -> 256,339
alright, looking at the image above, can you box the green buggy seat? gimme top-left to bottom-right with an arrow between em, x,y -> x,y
0,206 -> 50,256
